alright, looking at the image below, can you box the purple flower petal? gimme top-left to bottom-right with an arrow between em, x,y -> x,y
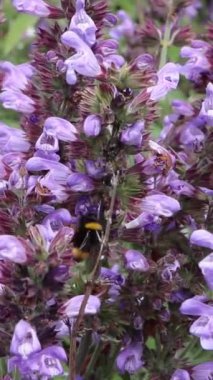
148,63 -> 180,101
199,82 -> 213,126
116,342 -> 144,374
26,157 -> 70,174
85,160 -> 105,179
0,122 -> 30,153
180,297 -> 213,316
61,31 -> 102,84
140,193 -> 181,217
35,132 -> 59,152
0,89 -> 35,114
60,294 -> 101,317
192,361 -> 213,380
120,120 -> 144,147
67,173 -> 94,192
0,61 -> 34,91
199,253 -> 213,290
110,10 -> 135,40
125,250 -> 149,272
44,117 -> 77,142
180,41 -> 211,81
83,115 -> 102,137
190,316 -> 212,338
10,320 -> 41,357
190,229 -> 213,250
12,0 -> 50,17
69,0 -> 97,46
170,369 -> 190,380
0,235 -> 27,263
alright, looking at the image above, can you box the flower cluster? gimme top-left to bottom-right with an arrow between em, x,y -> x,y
0,0 -> 213,379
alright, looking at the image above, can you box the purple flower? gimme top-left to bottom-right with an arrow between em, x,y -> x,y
199,83 -> 213,126
171,100 -> 194,117
43,208 -> 73,227
34,208 -> 73,250
0,235 -> 27,263
43,117 -> 77,142
0,122 -> 30,153
83,115 -> 102,137
35,132 -> 59,152
67,173 -> 94,192
110,10 -> 135,40
170,369 -> 190,380
192,362 -> 213,380
116,342 -> 144,374
124,250 -> 149,272
161,260 -> 180,282
69,0 -> 97,46
120,120 -> 145,147
8,346 -> 67,378
198,253 -> 213,290
10,320 -> 41,357
26,156 -> 70,174
47,264 -> 70,283
180,40 -> 211,81
169,179 -> 195,196
60,294 -> 101,317
159,114 -> 177,142
0,89 -> 35,113
190,229 -> 213,250
180,297 -> 213,349
8,167 -> 28,190
61,31 -> 102,85
183,0 -> 202,19
9,320 -> 67,378
147,63 -> 180,101
0,61 -> 34,91
125,211 -> 161,230
132,54 -> 155,70
100,266 -> 124,285
12,0 -> 50,17
35,117 -> 77,153
85,160 -> 105,179
180,123 -> 205,152
94,39 -> 125,69
140,193 -> 181,217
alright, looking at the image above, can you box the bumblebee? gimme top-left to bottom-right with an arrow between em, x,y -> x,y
72,213 -> 104,261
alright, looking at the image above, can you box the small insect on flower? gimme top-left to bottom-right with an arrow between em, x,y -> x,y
111,87 -> 133,109
149,140 -> 174,174
71,204 -> 105,261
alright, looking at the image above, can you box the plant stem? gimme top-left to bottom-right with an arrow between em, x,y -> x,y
85,339 -> 102,379
159,1 -> 173,68
76,331 -> 91,373
68,171 -> 119,380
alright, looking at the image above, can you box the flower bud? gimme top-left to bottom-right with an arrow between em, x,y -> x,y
83,115 -> 102,137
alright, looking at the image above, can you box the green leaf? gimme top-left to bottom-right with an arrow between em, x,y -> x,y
146,337 -> 157,351
112,376 -> 123,380
3,13 -> 37,55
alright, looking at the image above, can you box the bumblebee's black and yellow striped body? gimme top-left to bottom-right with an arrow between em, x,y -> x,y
72,215 -> 104,261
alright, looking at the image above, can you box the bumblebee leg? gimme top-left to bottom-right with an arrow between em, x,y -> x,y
95,230 -> 102,243
79,231 -> 90,249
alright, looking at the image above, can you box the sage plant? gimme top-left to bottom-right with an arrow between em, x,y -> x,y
0,0 -> 213,379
